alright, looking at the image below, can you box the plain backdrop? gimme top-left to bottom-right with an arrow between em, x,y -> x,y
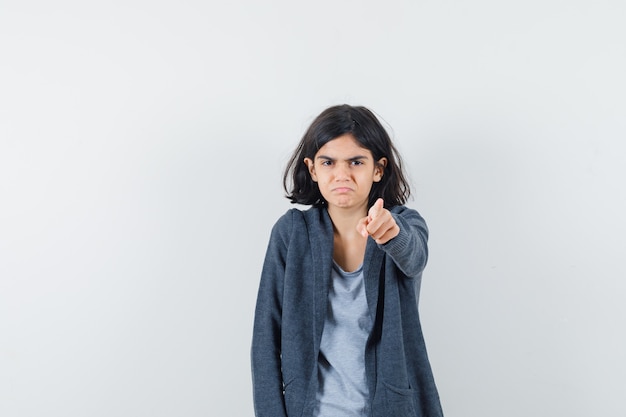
1,1 -> 625,416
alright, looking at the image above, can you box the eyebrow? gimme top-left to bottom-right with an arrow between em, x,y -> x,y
315,154 -> 370,161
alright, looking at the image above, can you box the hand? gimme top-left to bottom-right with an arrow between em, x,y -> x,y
356,198 -> 400,244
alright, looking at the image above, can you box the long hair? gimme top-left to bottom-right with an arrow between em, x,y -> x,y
283,104 -> 411,208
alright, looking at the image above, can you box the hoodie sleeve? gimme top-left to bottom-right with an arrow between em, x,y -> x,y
250,211 -> 293,417
379,205 -> 429,278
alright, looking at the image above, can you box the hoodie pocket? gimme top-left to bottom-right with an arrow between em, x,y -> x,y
382,379 -> 418,416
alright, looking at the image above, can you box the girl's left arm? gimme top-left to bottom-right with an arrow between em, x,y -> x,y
380,206 -> 429,278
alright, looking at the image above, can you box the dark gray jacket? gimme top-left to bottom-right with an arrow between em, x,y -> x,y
252,206 -> 443,417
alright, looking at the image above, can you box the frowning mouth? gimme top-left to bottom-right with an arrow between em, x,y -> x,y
332,187 -> 353,193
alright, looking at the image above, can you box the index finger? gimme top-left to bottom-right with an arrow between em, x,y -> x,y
369,198 -> 384,219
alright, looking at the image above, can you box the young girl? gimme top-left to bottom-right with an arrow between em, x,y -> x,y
252,105 -> 443,417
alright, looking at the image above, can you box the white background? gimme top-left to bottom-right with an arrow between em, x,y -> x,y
1,1 -> 625,416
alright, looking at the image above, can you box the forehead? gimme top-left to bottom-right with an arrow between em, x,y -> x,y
315,134 -> 372,158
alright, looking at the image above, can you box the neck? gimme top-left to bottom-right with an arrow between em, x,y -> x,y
327,204 -> 367,237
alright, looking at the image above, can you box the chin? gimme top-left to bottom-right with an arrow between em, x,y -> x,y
332,198 -> 365,210
327,199 -> 351,208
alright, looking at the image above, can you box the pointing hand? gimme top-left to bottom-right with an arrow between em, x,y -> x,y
356,198 -> 400,244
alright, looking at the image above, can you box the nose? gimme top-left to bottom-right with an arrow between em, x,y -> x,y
334,162 -> 350,180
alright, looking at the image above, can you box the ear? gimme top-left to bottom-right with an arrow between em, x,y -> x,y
374,157 -> 387,182
303,157 -> 317,182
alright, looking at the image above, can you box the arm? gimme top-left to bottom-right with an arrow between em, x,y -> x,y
381,206 -> 429,278
251,212 -> 292,417
357,200 -> 428,278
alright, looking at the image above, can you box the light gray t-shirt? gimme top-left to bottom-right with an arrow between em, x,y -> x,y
314,261 -> 373,417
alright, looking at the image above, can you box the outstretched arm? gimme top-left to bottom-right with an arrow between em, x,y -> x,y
357,199 -> 428,278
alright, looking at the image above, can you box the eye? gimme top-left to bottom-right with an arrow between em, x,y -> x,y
320,160 -> 333,166
351,160 -> 364,166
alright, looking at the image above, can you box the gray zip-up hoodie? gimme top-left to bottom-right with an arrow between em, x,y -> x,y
251,205 -> 443,417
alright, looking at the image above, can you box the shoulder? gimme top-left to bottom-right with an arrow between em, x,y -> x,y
267,207 -> 323,252
389,205 -> 428,234
389,205 -> 424,221
270,207 -> 321,236
389,205 -> 413,215
269,208 -> 297,240
273,207 -> 330,232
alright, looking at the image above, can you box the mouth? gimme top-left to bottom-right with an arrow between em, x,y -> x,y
332,187 -> 353,193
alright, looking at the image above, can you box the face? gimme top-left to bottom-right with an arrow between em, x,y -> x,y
304,134 -> 386,214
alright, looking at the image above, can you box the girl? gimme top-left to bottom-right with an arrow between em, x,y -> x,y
252,105 -> 443,417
